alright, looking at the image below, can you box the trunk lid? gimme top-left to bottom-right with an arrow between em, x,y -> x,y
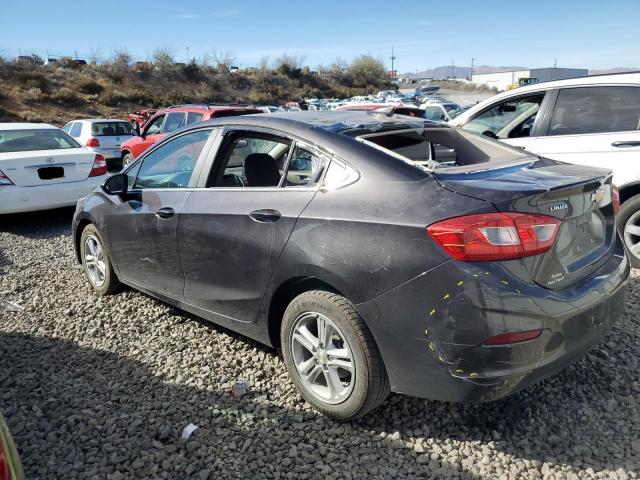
0,149 -> 96,186
434,158 -> 616,289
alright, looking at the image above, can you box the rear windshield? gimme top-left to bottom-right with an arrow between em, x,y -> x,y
91,122 -> 131,136
0,129 -> 81,153
357,126 -> 528,169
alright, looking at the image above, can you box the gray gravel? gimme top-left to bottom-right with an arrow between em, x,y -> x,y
1,208 -> 639,479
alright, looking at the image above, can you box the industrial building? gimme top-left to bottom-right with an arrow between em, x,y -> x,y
471,67 -> 588,91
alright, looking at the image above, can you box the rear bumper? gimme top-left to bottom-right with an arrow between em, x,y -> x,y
0,177 -> 105,214
356,235 -> 630,402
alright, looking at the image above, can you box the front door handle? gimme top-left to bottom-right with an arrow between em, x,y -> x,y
155,207 -> 175,219
611,141 -> 640,148
249,209 -> 281,223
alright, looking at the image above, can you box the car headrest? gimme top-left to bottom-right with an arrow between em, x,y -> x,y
244,153 -> 280,187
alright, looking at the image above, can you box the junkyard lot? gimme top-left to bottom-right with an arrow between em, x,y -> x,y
0,208 -> 639,479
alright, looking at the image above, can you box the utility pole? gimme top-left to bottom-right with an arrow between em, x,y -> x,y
470,57 -> 475,80
554,58 -> 557,68
186,46 -> 190,61
390,46 -> 396,77
75,50 -> 78,60
451,59 -> 455,79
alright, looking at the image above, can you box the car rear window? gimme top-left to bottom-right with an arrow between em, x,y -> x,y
357,127 -> 528,168
91,122 -> 131,136
0,129 -> 81,153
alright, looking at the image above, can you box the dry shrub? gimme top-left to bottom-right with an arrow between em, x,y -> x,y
49,87 -> 84,106
76,78 -> 104,95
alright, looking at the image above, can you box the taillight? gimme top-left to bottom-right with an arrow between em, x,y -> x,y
89,154 -> 107,177
86,138 -> 100,147
427,212 -> 561,261
612,185 -> 620,216
483,329 -> 543,346
0,169 -> 13,186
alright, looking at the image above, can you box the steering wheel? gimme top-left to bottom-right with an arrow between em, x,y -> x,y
176,154 -> 195,172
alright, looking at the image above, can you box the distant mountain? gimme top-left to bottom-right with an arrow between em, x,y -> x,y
401,65 -> 528,80
588,67 -> 639,75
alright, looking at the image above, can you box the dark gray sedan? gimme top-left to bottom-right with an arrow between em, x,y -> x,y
72,111 -> 629,420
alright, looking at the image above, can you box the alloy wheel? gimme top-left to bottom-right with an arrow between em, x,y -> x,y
84,234 -> 106,287
624,211 -> 640,262
290,312 -> 355,404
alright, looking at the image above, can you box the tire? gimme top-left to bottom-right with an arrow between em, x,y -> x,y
280,290 -> 390,420
618,194 -> 640,269
80,224 -> 121,295
122,152 -> 134,168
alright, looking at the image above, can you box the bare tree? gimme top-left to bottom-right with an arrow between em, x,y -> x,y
88,47 -> 103,65
111,48 -> 132,68
257,55 -> 270,72
213,50 -> 237,69
152,47 -> 175,71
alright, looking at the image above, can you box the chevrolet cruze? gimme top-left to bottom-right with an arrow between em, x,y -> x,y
72,111 -> 629,420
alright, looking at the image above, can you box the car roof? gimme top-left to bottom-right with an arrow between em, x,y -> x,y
200,110 -> 435,134
0,123 -> 57,130
158,105 -> 259,113
70,119 -> 129,123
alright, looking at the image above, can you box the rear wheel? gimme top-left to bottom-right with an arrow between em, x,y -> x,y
122,152 -> 134,168
80,224 -> 121,295
280,290 -> 390,420
619,194 -> 640,268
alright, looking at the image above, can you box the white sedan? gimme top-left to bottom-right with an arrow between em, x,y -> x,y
0,123 -> 108,214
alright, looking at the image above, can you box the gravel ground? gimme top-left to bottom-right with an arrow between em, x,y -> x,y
1,208 -> 639,480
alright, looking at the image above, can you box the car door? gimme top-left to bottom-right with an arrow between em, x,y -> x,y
132,114 -> 166,158
179,130 -> 328,322
458,92 -> 548,151
529,85 -> 640,187
107,128 -> 215,299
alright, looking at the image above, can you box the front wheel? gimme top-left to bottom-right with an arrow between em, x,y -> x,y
80,224 -> 121,295
280,290 -> 390,420
618,194 -> 640,268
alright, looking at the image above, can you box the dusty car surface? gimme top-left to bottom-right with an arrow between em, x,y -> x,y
72,111 -> 629,420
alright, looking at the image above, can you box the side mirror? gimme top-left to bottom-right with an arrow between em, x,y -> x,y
131,127 -> 140,137
482,130 -> 499,139
440,114 -> 446,121
102,173 -> 128,196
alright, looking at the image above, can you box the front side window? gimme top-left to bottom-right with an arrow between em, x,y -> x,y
0,128 -> 81,152
548,86 -> 640,136
163,112 -> 186,133
463,94 -> 544,139
144,115 -> 165,135
133,129 -> 211,189
283,145 -> 329,186
443,103 -> 464,119
213,134 -> 291,188
70,122 -> 83,138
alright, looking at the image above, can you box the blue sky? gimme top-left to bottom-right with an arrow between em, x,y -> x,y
1,0 -> 638,72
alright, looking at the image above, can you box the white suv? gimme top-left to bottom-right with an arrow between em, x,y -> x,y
451,72 -> 640,266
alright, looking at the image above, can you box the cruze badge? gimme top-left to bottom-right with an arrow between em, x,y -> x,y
549,202 -> 568,212
46,157 -> 53,164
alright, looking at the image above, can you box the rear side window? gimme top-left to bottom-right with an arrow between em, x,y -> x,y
283,145 -> 329,187
548,86 -> 640,136
70,122 -> 83,138
186,112 -> 203,125
91,122 -> 131,136
62,122 -> 73,133
163,112 -> 186,133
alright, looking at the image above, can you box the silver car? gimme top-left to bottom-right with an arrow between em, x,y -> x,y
62,119 -> 132,168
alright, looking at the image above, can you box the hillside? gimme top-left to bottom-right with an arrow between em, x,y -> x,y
0,55 -> 393,126
402,65 -> 528,79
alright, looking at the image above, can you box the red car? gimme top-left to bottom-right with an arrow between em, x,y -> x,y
121,104 -> 261,166
127,108 -> 157,130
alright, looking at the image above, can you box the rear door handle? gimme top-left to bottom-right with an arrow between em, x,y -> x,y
611,141 -> 640,148
155,207 -> 175,219
249,209 -> 281,223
